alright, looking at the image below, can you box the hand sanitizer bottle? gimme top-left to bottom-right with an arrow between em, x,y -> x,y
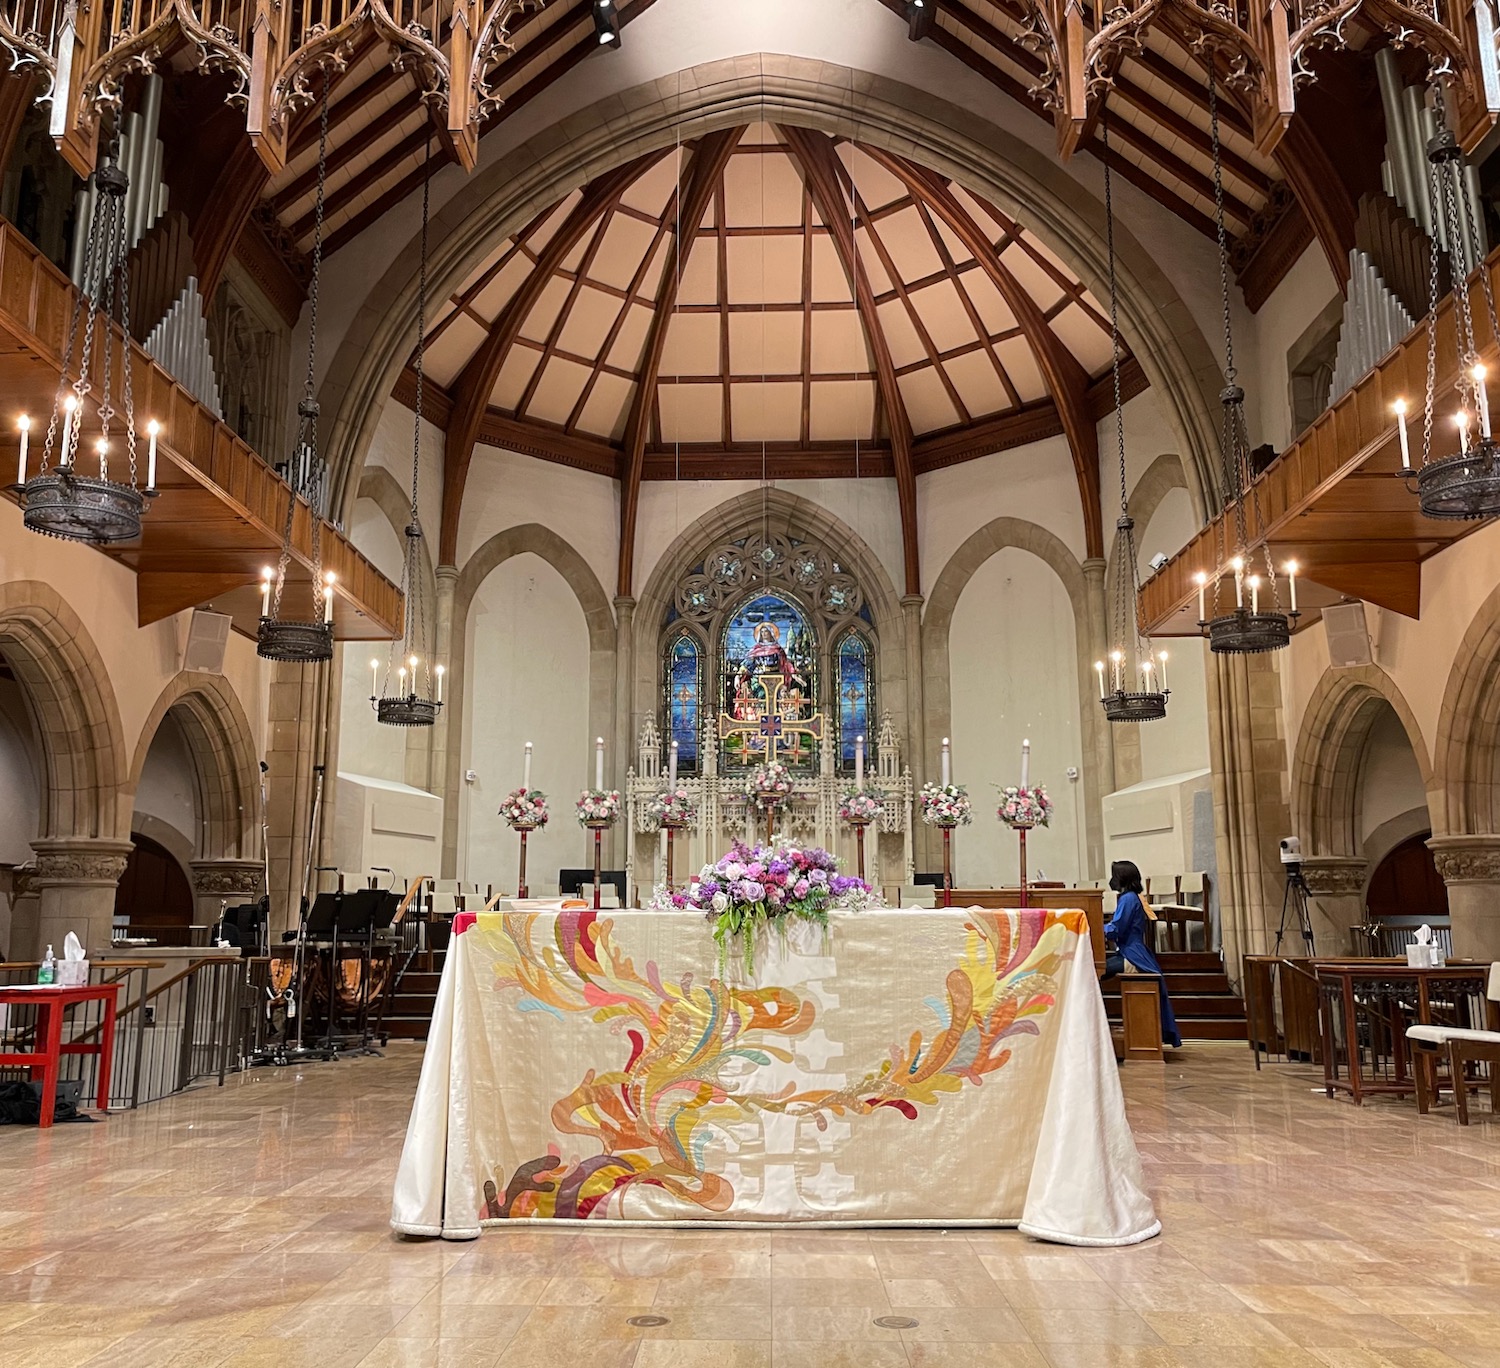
38,945 -> 56,985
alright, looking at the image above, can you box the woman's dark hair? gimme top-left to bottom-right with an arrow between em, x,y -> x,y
1109,860 -> 1144,895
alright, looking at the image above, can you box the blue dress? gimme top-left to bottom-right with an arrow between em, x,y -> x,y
1106,891 -> 1182,1048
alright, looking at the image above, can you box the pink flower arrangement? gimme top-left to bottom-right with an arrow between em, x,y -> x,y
997,784 -> 1052,829
745,761 -> 795,809
919,782 -> 972,828
500,788 -> 549,829
838,788 -> 883,824
644,787 -> 698,830
575,789 -> 621,827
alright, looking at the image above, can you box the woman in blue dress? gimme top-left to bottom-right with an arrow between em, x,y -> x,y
1106,859 -> 1182,1049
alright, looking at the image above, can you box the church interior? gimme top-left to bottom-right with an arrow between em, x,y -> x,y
1,0 -> 1499,1362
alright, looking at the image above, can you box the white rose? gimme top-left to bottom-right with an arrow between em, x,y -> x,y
712,891 -> 729,913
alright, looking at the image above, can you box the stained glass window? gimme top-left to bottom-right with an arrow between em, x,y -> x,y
720,592 -> 818,771
666,633 -> 702,773
837,632 -> 873,771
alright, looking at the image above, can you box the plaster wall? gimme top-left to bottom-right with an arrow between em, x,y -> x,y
1358,705 -> 1426,844
135,715 -> 199,851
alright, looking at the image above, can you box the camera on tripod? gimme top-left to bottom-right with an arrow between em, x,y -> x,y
1275,835 -> 1314,953
1279,836 -> 1302,868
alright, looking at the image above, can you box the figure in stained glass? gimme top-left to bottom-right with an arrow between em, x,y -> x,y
667,634 -> 701,772
721,593 -> 817,768
837,632 -> 873,769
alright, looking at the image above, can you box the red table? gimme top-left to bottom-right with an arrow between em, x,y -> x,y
0,983 -> 120,1126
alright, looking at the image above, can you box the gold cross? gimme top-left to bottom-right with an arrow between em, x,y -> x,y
719,672 -> 824,766
673,683 -> 696,728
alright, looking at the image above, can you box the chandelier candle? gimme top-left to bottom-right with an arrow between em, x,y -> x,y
434,665 -> 444,705
1195,572 -> 1207,621
1477,365 -> 1492,439
370,659 -> 379,697
1286,562 -> 1299,613
1458,411 -> 1470,456
146,420 -> 159,490
1094,660 -> 1106,698
15,415 -> 27,485
1232,557 -> 1245,608
95,437 -> 107,480
1394,399 -> 1411,468
324,573 -> 336,624
260,568 -> 272,617
1249,575 -> 1260,616
59,395 -> 76,466
1158,651 -> 1169,691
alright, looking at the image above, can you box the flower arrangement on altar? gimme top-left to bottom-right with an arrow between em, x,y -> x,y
919,781 -> 972,828
838,788 -> 883,824
744,761 -> 795,808
643,787 -> 698,830
996,784 -> 1052,830
671,839 -> 875,974
575,789 -> 621,827
500,787 -> 549,829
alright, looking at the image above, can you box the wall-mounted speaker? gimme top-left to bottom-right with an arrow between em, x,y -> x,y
183,609 -> 231,674
1323,601 -> 1373,668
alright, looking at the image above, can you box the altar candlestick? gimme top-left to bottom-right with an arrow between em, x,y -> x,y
523,741 -> 532,790
96,436 -> 107,480
596,737 -> 605,790
260,567 -> 273,618
60,395 -> 77,465
1020,738 -> 1030,789
1477,365 -> 1492,439
856,734 -> 865,786
1248,574 -> 1260,616
1094,660 -> 1106,698
1231,556 -> 1245,608
1157,650 -> 1169,691
146,419 -> 159,489
324,572 -> 337,624
370,658 -> 380,697
434,664 -> 444,704
1194,571 -> 1207,622
16,415 -> 29,485
1458,410 -> 1471,455
1285,560 -> 1299,613
1111,650 -> 1123,692
941,737 -> 951,787
669,739 -> 678,785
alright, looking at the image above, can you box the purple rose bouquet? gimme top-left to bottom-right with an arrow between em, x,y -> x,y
919,782 -> 972,828
996,784 -> 1052,830
673,839 -> 874,974
500,788 -> 549,829
575,789 -> 621,827
643,787 -> 698,830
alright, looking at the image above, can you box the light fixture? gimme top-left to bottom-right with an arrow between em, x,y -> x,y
258,79 -> 334,665
1097,108 -> 1167,724
1196,70 -> 1293,655
373,132 -> 442,727
15,138 -> 160,545
594,0 -> 620,45
907,0 -> 936,40
1402,89 -> 1500,520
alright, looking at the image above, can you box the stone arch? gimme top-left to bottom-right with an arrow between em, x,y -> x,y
442,524 -> 616,874
0,581 -> 129,842
318,60 -> 1222,531
924,517 -> 1106,875
1432,580 -> 1500,836
1291,665 -> 1432,859
1104,453 -> 1191,620
356,465 -> 436,614
127,672 -> 263,862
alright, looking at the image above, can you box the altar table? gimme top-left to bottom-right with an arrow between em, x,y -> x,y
391,906 -> 1159,1245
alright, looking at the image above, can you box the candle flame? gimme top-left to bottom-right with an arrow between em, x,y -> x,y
434,664 -> 444,676
408,655 -> 419,669
1475,363 -> 1487,382
147,419 -> 160,436
17,414 -> 29,431
1230,556 -> 1244,572
261,566 -> 274,581
1193,571 -> 1207,585
63,394 -> 78,413
1393,397 -> 1408,416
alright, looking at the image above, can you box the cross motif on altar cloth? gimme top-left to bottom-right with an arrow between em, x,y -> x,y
719,672 -> 824,766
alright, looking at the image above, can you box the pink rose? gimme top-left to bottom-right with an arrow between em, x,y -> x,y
794,879 -> 810,898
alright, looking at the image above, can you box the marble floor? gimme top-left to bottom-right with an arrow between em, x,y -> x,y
0,1043 -> 1496,1368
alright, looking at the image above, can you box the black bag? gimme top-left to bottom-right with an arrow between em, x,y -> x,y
0,1079 -> 85,1125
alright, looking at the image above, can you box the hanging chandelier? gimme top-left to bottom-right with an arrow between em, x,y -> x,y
1389,88 -> 1500,520
373,133 -> 443,727
1197,69 -> 1295,655
258,81 -> 334,665
1096,109 -> 1168,724
14,139 -> 160,544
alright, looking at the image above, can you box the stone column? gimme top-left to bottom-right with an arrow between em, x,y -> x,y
612,595 -> 635,870
1298,855 -> 1368,957
433,565 -> 464,879
1428,834 -> 1500,959
30,838 -> 134,958
265,658 -> 335,936
1080,556 -> 1114,877
901,594 -> 928,867
3,867 -> 39,961
188,859 -> 266,929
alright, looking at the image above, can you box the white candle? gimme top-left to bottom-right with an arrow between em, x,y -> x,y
408,655 -> 419,694
1141,659 -> 1154,687
146,419 -> 159,490
1094,660 -> 1106,699
523,741 -> 533,790
1232,556 -> 1245,609
260,568 -> 272,618
398,666 -> 407,691
1111,650 -> 1123,692
1157,650 -> 1169,691
669,739 -> 678,786
1394,399 -> 1411,469
1458,410 -> 1470,455
434,664 -> 444,704
1476,365 -> 1492,439
1194,571 -> 1207,622
1020,738 -> 1030,789
1285,560 -> 1299,613
96,436 -> 107,480
1249,574 -> 1261,616
855,734 -> 865,786
60,395 -> 77,466
16,415 -> 29,485
324,572 -> 336,624
941,737 -> 951,787
596,737 -> 605,790
370,658 -> 379,698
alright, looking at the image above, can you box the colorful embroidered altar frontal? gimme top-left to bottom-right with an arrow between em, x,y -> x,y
391,907 -> 1159,1245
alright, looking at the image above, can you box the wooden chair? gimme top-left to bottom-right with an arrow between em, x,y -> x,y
1408,962 -> 1500,1124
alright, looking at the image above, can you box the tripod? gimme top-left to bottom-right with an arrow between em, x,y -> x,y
1274,862 -> 1316,955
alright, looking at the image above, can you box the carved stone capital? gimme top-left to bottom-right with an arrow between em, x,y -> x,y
189,860 -> 266,897
1298,855 -> 1368,898
29,838 -> 135,887
1428,834 -> 1500,884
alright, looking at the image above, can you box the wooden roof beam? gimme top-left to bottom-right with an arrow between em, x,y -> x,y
617,127 -> 745,598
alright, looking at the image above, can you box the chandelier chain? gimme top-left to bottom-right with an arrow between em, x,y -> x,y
1100,107 -> 1135,665
1207,68 -> 1234,387
1424,148 -> 1442,466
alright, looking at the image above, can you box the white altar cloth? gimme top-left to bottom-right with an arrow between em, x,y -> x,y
391,906 -> 1159,1245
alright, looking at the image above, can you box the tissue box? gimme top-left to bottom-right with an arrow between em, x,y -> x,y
55,959 -> 89,987
1406,944 -> 1426,967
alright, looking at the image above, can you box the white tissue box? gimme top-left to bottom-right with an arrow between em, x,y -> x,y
56,959 -> 89,987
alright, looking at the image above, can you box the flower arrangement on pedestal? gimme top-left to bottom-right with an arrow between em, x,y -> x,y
643,787 -> 698,830
745,761 -> 794,809
575,789 -> 621,827
838,789 -> 883,825
919,782 -> 972,828
996,785 -> 1052,830
500,788 -> 549,829
671,840 -> 875,974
